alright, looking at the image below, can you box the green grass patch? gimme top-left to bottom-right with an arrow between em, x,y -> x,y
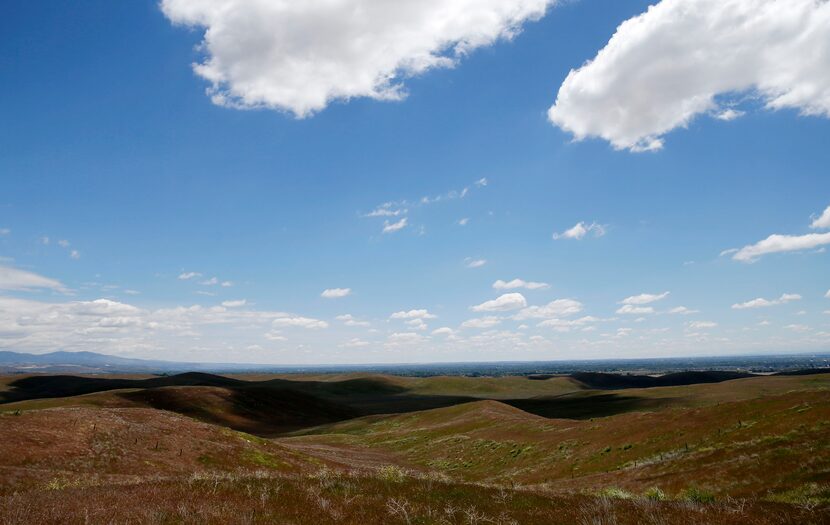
597,487 -> 635,500
767,483 -> 830,507
643,487 -> 667,501
243,450 -> 286,469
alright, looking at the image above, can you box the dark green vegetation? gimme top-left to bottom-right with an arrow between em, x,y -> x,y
1,370 -> 829,523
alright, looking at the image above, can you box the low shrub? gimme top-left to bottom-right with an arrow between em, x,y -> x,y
377,465 -> 407,483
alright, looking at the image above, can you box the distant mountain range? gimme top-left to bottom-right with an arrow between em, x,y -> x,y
1,349 -> 829,376
0,350 -> 201,373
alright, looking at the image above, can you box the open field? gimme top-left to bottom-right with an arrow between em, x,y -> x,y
1,370 -> 829,523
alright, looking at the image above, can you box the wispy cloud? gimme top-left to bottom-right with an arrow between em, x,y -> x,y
493,279 -> 549,290
669,306 -> 698,315
616,304 -> 654,315
460,316 -> 502,329
732,293 -> 801,310
365,203 -> 406,218
553,221 -> 606,240
0,265 -> 69,293
382,217 -> 408,234
336,314 -> 370,327
221,299 -> 247,308
321,288 -> 352,299
365,179 -> 490,235
620,292 -> 669,305
728,204 -> 830,262
812,206 -> 830,229
465,258 -> 487,268
271,316 -> 328,329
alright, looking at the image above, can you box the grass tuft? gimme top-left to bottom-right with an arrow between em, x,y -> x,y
682,486 -> 715,504
643,487 -> 667,501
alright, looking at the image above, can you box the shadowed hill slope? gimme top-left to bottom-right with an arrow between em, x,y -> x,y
0,372 -> 244,403
570,370 -> 756,389
4,370 -> 830,435
120,386 -> 359,436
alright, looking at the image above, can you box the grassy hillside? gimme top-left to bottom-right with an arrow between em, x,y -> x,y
0,406 -> 321,495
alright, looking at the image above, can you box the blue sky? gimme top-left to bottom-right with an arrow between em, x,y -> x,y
1,0 -> 829,364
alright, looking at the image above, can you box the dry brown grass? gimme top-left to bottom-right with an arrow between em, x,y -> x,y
1,470 -> 825,525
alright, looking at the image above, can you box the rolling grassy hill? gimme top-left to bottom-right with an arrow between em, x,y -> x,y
289,388 -> 830,496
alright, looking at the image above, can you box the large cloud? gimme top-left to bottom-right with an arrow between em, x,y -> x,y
162,0 -> 554,117
548,0 -> 830,151
0,294 -> 327,356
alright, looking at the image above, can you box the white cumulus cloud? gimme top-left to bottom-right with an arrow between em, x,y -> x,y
161,0 -> 555,117
515,298 -> 583,320
471,292 -> 527,312
336,314 -> 370,327
730,233 -> 830,262
390,309 -> 437,320
548,0 -> 830,151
